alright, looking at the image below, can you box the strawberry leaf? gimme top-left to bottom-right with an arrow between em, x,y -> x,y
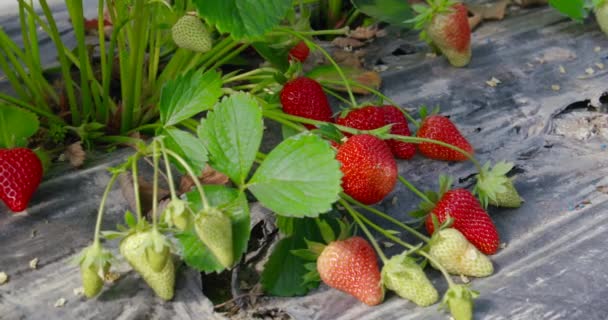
351,0 -> 414,26
178,185 -> 250,273
248,133 -> 342,217
261,217 -> 324,296
194,0 -> 292,40
0,104 -> 39,148
163,128 -> 208,174
549,0 -> 588,22
159,70 -> 222,127
197,93 -> 263,186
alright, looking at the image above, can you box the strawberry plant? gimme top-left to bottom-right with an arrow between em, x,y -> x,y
550,0 -> 608,36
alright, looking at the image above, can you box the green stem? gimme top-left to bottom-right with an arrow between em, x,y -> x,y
223,67 -> 277,83
132,155 -> 143,222
0,93 -> 65,124
344,9 -> 361,27
93,172 -> 120,244
261,109 -> 307,132
268,27 -> 349,37
320,79 -> 419,127
341,193 -> 430,242
340,199 -> 388,262
397,176 -> 432,204
151,141 -> 160,228
159,139 -> 179,200
323,87 -> 353,106
276,27 -> 357,107
164,149 -> 210,209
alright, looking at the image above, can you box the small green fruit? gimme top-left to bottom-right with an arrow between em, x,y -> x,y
597,2 -> 608,36
81,265 -> 104,298
442,285 -> 478,320
194,208 -> 234,269
429,228 -> 493,277
382,253 -> 439,307
120,232 -> 175,300
172,15 -> 212,53
489,178 -> 522,208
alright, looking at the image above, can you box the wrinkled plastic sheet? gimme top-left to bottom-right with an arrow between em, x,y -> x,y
2,3 -> 608,320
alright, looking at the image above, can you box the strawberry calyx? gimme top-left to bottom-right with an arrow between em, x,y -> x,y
76,242 -> 113,273
162,198 -> 192,231
407,0 -> 460,41
409,175 -> 453,218
473,161 -> 523,209
441,284 -> 479,320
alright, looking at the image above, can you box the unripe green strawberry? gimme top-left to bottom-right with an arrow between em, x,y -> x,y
144,229 -> 172,272
596,2 -> 608,36
172,15 -> 212,53
195,208 -> 234,268
163,199 -> 191,231
81,264 -> 104,298
489,178 -> 522,208
442,285 -> 478,320
120,232 -> 175,300
429,228 -> 493,277
382,253 -> 438,306
77,243 -> 112,298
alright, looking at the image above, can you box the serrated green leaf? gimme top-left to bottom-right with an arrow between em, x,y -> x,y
0,104 -> 39,148
197,93 -> 263,186
178,185 -> 250,273
549,0 -> 588,21
159,70 -> 222,127
163,128 -> 208,174
248,133 -> 342,217
252,42 -> 290,72
351,0 -> 414,26
194,0 -> 292,39
261,217 -> 324,296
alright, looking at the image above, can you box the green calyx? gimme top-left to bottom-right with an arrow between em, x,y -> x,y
163,199 -> 192,231
410,175 -> 452,219
474,162 -> 523,209
143,229 -> 172,272
442,284 -> 479,320
406,0 -> 459,31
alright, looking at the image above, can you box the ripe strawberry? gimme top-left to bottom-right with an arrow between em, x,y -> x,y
596,1 -> 608,36
428,228 -> 493,277
288,41 -> 310,62
194,208 -> 234,268
172,15 -> 212,53
120,231 -> 176,300
280,77 -> 333,129
419,2 -> 471,67
382,253 -> 438,306
317,237 -> 384,306
416,115 -> 473,161
335,106 -> 385,136
380,105 -> 416,159
425,188 -> 499,255
0,148 -> 43,212
336,134 -> 398,205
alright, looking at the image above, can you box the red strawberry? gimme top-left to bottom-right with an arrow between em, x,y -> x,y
413,1 -> 471,67
336,106 -> 385,136
380,105 -> 416,159
0,148 -> 43,212
425,189 -> 499,255
416,115 -> 473,161
280,77 -> 333,129
288,41 -> 310,62
317,237 -> 384,306
336,134 -> 397,205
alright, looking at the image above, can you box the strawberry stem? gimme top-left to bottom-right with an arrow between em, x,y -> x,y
341,193 -> 431,242
276,27 -> 358,107
131,155 -> 144,223
397,175 -> 433,204
352,206 -> 456,287
340,199 -> 388,263
319,79 -> 420,128
151,140 -> 160,229
158,138 -> 179,201
163,149 -> 210,210
93,171 -> 120,245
